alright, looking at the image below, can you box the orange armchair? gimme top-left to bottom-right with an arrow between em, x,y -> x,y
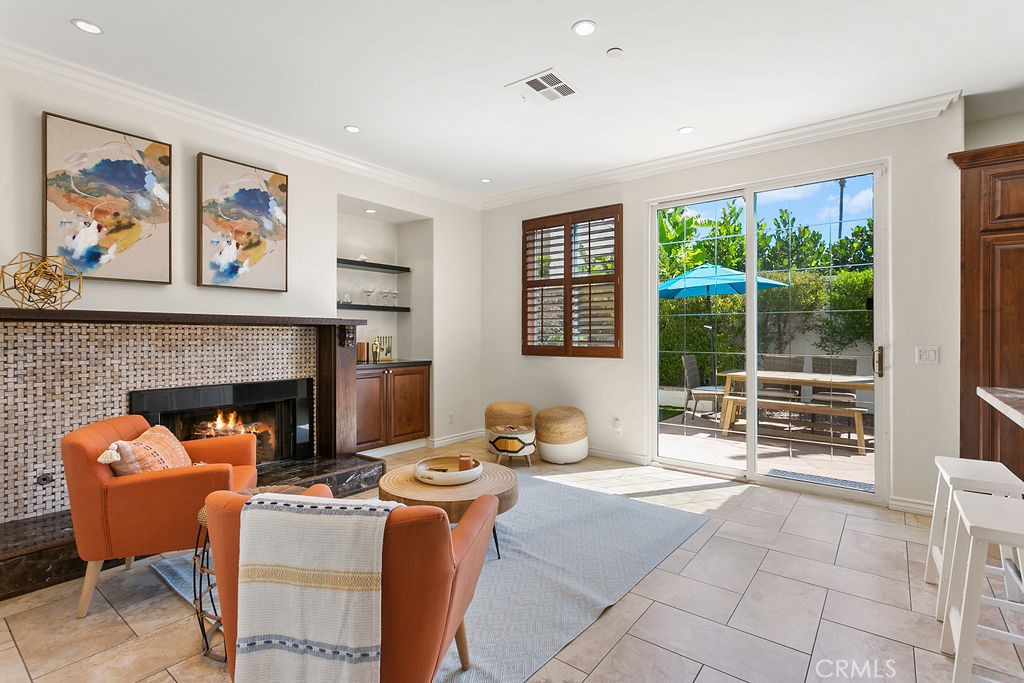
205,488 -> 498,683
61,414 -> 258,617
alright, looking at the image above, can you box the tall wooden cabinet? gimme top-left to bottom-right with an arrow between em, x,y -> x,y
950,141 -> 1024,478
355,362 -> 430,450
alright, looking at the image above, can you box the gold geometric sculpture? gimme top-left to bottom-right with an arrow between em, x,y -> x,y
1,252 -> 83,310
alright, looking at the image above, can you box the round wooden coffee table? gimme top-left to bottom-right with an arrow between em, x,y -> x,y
377,461 -> 518,557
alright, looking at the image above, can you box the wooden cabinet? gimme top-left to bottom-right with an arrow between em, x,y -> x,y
355,363 -> 430,450
950,142 -> 1024,478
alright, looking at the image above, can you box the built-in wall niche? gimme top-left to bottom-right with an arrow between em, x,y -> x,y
336,195 -> 434,362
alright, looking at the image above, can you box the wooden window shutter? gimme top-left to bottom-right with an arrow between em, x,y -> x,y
522,204 -> 622,358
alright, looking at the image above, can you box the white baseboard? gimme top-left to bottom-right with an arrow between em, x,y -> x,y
887,495 -> 934,515
359,439 -> 426,458
587,448 -> 651,466
427,429 -> 485,449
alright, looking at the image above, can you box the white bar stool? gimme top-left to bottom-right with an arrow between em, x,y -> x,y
925,456 -> 1024,619
939,491 -> 1024,682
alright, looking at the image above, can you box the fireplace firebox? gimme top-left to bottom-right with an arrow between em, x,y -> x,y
129,379 -> 313,463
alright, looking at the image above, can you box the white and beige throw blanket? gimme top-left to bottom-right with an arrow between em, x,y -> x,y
234,493 -> 402,683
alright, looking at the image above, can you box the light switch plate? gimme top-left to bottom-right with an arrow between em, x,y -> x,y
915,346 -> 940,365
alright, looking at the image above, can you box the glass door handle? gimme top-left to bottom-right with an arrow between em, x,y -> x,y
873,346 -> 884,378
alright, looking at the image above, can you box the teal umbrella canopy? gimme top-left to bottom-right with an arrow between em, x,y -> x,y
659,263 -> 788,391
659,263 -> 787,299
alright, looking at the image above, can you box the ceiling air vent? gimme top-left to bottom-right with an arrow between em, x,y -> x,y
507,69 -> 577,105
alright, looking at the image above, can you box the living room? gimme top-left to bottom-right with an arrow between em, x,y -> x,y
2,3 -> 1024,682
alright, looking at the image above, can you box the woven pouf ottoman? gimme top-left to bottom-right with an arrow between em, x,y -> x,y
535,406 -> 588,464
486,425 -> 536,466
484,401 -> 533,429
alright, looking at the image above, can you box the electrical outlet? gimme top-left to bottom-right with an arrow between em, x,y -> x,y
915,346 -> 940,365
448,412 -> 455,425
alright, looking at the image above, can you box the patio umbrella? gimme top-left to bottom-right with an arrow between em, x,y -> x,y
658,264 -> 788,384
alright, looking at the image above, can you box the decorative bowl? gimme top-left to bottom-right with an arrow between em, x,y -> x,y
413,456 -> 483,486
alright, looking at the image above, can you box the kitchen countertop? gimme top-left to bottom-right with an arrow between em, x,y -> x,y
977,387 -> 1024,431
356,359 -> 432,369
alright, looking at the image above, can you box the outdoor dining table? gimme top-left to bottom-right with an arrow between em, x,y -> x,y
718,369 -> 875,396
717,369 -> 875,452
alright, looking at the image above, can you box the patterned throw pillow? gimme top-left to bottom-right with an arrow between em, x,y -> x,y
105,425 -> 192,476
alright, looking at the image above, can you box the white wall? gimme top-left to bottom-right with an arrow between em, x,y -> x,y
965,112 -> 1024,150
0,61 -> 483,443
397,219 -> 434,362
481,101 -> 964,506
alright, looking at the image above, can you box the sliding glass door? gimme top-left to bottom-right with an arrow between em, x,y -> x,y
656,171 -> 883,496
657,194 -> 747,474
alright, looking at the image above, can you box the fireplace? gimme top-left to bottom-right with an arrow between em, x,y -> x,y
129,379 -> 313,463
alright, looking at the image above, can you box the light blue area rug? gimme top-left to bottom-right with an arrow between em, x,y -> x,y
152,474 -> 707,683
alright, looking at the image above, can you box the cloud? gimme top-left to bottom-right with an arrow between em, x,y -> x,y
757,183 -> 822,205
816,195 -> 838,222
814,187 -> 874,223
845,187 -> 873,215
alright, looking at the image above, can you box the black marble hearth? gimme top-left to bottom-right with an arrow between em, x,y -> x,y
0,454 -> 384,601
0,510 -> 89,602
256,454 -> 384,496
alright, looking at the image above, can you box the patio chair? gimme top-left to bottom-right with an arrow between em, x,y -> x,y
682,354 -> 725,417
758,354 -> 804,400
810,356 -> 859,405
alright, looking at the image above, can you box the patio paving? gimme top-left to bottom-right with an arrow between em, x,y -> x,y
658,411 -> 876,491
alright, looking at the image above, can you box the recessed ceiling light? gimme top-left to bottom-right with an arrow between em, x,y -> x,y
479,178 -> 492,184
571,20 -> 596,36
363,208 -> 377,214
677,126 -> 696,135
71,18 -> 103,34
344,125 -> 361,134
606,47 -> 623,58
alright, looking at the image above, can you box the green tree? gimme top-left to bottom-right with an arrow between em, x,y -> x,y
831,219 -> 873,268
814,268 -> 874,353
705,200 -> 746,271
756,270 -> 826,354
757,209 -> 829,272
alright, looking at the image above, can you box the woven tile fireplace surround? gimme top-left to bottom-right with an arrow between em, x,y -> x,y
0,308 -> 375,600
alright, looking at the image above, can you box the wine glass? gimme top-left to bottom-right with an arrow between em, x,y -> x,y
341,292 -> 352,304
363,287 -> 375,305
392,289 -> 400,306
380,288 -> 391,306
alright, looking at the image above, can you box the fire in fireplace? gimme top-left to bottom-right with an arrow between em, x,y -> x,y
191,408 -> 277,463
129,379 -> 312,463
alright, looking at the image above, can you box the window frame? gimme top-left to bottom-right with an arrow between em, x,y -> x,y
521,203 -> 623,358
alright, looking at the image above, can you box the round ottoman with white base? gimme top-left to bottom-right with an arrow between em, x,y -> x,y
484,401 -> 533,429
535,406 -> 588,464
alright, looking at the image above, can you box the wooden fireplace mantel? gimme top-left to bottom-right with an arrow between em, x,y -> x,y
0,306 -> 366,458
0,307 -> 366,328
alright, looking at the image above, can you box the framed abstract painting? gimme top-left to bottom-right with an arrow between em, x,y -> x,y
197,153 -> 288,291
43,113 -> 172,283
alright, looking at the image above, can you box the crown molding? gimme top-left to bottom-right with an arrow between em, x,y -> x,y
481,91 -> 961,211
0,39 -> 959,215
0,39 -> 482,210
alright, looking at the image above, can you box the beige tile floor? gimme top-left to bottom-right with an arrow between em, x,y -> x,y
2,438 -> 1022,682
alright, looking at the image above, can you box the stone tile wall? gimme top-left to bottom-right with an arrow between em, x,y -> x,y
0,321 -> 317,522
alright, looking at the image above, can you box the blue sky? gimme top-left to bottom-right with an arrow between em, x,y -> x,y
677,173 -> 874,244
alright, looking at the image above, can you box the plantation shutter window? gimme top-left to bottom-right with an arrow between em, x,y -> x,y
522,204 -> 622,358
